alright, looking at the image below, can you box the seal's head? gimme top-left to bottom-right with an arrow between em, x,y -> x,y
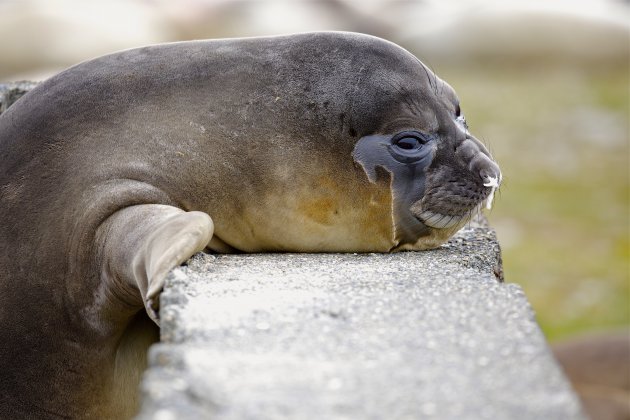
351,76 -> 502,251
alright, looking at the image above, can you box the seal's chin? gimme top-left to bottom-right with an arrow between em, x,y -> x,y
412,175 -> 500,231
394,192 -> 496,251
416,203 -> 482,230
394,212 -> 466,252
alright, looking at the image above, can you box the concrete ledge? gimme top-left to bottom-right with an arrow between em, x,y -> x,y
136,217 -> 585,420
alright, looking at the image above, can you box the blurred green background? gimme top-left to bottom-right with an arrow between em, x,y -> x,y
1,0 -> 628,341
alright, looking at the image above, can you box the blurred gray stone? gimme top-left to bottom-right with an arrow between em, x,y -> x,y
136,217 -> 585,420
0,81 -> 38,114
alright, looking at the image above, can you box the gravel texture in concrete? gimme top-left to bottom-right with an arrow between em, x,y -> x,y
136,218 -> 584,420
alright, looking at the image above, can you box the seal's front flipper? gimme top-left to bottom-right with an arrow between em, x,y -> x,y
139,209 -> 214,322
99,205 -> 213,323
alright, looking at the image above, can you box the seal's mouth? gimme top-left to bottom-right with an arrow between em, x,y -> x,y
414,174 -> 501,230
416,207 -> 478,229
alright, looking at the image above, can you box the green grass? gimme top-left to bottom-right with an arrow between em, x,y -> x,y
436,63 -> 629,340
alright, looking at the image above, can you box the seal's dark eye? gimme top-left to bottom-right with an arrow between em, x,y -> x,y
455,104 -> 461,117
392,132 -> 427,151
395,136 -> 421,150
387,131 -> 433,164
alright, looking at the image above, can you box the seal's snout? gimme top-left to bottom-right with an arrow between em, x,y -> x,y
455,137 -> 502,209
412,136 -> 501,231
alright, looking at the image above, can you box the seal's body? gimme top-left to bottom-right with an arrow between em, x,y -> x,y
0,32 -> 500,418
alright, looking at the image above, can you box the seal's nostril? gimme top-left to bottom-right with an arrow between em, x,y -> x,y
478,158 -> 501,185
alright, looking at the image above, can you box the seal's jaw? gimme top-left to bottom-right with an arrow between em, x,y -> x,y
415,209 -> 475,230
410,165 -> 496,230
392,222 -> 464,251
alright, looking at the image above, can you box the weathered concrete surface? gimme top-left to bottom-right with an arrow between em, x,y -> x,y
136,217 -> 585,420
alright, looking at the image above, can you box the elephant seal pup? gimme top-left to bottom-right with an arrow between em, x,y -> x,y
0,32 -> 500,418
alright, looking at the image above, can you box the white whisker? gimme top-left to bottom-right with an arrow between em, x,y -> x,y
483,174 -> 500,210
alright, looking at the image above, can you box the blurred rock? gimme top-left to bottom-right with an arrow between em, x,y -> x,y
1,0 -> 628,80
393,0 -> 630,65
0,81 -> 38,114
553,330 -> 630,420
0,0 -> 174,80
